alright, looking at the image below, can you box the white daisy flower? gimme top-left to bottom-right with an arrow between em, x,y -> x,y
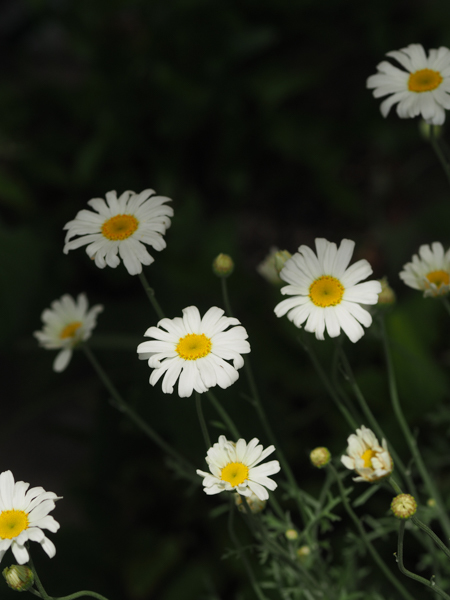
367,43 -> 450,126
274,238 -> 382,343
197,435 -> 281,501
399,241 -> 450,297
341,426 -> 393,483
0,471 -> 61,565
34,293 -> 103,372
63,189 -> 173,276
137,306 -> 250,398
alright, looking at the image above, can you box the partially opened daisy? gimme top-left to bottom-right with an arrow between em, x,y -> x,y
0,470 -> 61,565
63,189 -> 173,276
137,306 -> 250,398
341,426 -> 392,483
367,44 -> 450,125
399,241 -> 450,297
34,293 -> 103,372
274,238 -> 381,343
197,435 -> 281,501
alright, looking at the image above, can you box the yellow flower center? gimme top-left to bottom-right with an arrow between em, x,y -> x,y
361,449 -> 377,469
101,214 -> 139,240
309,276 -> 345,307
176,333 -> 212,360
60,321 -> 82,339
408,69 -> 443,93
221,462 -> 249,487
0,510 -> 29,540
426,270 -> 450,289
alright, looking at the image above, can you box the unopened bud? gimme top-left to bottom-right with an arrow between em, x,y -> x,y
285,528 -> 298,541
3,565 -> 34,592
212,254 -> 234,278
310,447 -> 331,468
297,545 -> 311,562
377,277 -> 396,306
419,120 -> 442,141
235,492 -> 266,514
274,250 -> 292,275
391,494 -> 417,519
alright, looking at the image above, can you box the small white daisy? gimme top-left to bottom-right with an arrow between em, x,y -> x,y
34,293 -> 103,372
0,471 -> 61,565
274,238 -> 381,343
137,306 -> 250,398
63,189 -> 173,276
367,43 -> 450,125
197,435 -> 281,501
341,426 -> 392,483
399,241 -> 450,297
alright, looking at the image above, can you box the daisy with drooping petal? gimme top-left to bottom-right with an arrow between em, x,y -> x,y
274,238 -> 382,343
0,470 -> 61,565
63,189 -> 173,276
367,43 -> 450,125
399,242 -> 450,297
341,426 -> 393,483
34,293 -> 103,372
197,435 -> 281,501
137,306 -> 250,398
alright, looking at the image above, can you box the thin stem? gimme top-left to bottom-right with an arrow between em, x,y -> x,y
56,593 -> 111,600
299,334 -> 358,430
379,316 -> 450,539
82,344 -> 196,481
28,557 -> 51,600
328,464 -> 415,600
397,521 -> 450,600
227,497 -> 269,600
429,126 -> 450,189
195,391 -> 211,448
221,277 -> 233,317
137,271 -> 165,320
206,390 -> 240,439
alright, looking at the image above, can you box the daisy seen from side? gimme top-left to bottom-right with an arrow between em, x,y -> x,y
367,43 -> 450,125
63,189 -> 173,276
399,241 -> 450,297
137,306 -> 250,398
34,293 -> 103,372
197,435 -> 281,501
341,426 -> 393,483
274,238 -> 381,343
0,470 -> 61,565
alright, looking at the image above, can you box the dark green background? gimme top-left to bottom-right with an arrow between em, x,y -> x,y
3,0 -> 450,598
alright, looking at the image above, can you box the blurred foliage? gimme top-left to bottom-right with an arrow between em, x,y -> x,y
3,0 -> 450,598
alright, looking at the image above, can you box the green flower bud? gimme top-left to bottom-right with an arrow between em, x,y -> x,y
377,277 -> 396,306
274,250 -> 292,275
212,254 -> 234,278
285,528 -> 298,540
235,492 -> 266,514
391,494 -> 417,519
3,565 -> 34,592
297,545 -> 311,562
310,447 -> 331,468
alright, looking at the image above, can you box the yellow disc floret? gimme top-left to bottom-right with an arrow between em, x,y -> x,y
426,269 -> 450,289
361,448 -> 377,469
101,214 -> 139,240
60,321 -> 82,339
221,462 -> 249,487
176,333 -> 212,360
0,510 -> 29,540
309,276 -> 345,307
408,69 -> 443,93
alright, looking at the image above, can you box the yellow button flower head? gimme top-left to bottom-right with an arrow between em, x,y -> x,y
63,189 -> 173,276
197,436 -> 281,501
137,306 -> 250,398
341,426 -> 393,483
274,238 -> 381,343
399,242 -> 450,297
34,293 -> 103,372
367,44 -> 450,125
0,471 -> 61,565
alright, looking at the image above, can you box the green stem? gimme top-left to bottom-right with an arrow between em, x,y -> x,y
429,126 -> 450,189
56,593 -> 110,600
221,277 -> 233,318
397,521 -> 450,600
328,464 -> 415,600
227,497 -> 269,600
28,557 -> 51,600
195,391 -> 211,448
380,316 -> 450,539
137,271 -> 165,320
299,334 -> 358,430
206,390 -> 240,439
82,344 -> 196,481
